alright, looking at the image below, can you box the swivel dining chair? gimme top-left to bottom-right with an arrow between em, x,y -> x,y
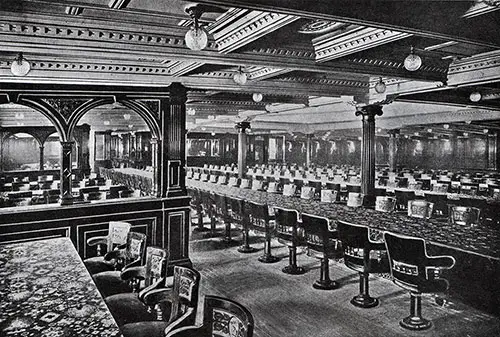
407,200 -> 434,219
85,221 -> 131,259
229,197 -> 256,253
274,207 -> 306,274
165,295 -> 254,337
384,232 -> 455,330
301,213 -> 340,290
337,220 -> 389,308
213,193 -> 234,243
448,205 -> 481,226
96,246 -> 168,300
108,263 -> 200,335
247,200 -> 280,263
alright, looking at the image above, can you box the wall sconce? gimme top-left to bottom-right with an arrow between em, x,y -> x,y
404,46 -> 422,72
103,120 -> 110,125
252,93 -> 263,102
469,91 -> 482,102
184,5 -> 208,51
443,124 -> 450,129
233,66 -> 247,85
11,53 -> 31,76
128,124 -> 134,129
374,77 -> 386,93
483,128 -> 489,134
123,113 -> 131,120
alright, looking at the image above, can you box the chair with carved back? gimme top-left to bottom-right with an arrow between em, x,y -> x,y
213,193 -> 234,243
300,186 -> 315,200
394,189 -> 416,211
247,200 -> 280,263
407,200 -> 434,219
85,231 -> 147,279
165,295 -> 254,337
448,205 -> 481,226
228,197 -> 256,253
274,207 -> 306,275
85,221 -> 132,260
383,232 -> 455,330
282,183 -> 296,197
337,220 -> 389,308
103,247 -> 173,327
375,196 -> 396,213
118,266 -> 201,337
424,193 -> 448,217
301,213 -> 339,290
199,190 -> 217,234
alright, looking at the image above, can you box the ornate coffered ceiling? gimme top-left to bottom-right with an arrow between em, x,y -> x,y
0,0 -> 499,134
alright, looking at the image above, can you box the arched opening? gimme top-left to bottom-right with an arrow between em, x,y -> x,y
76,101 -> 154,198
2,132 -> 40,171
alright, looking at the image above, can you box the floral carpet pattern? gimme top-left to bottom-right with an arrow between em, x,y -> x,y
0,237 -> 121,336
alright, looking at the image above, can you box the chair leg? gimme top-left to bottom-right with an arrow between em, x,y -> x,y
313,257 -> 338,290
258,234 -> 280,263
222,220 -> 236,244
400,292 -> 432,330
238,225 -> 257,253
282,245 -> 305,275
350,272 -> 378,308
192,206 -> 209,232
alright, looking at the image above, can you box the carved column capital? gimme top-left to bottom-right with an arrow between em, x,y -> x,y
235,121 -> 251,133
169,83 -> 187,105
355,104 -> 383,120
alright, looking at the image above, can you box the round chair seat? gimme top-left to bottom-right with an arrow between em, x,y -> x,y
93,270 -> 133,298
121,321 -> 168,337
105,292 -> 158,327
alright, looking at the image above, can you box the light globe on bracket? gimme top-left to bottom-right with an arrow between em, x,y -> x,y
233,66 -> 247,85
184,5 -> 208,51
374,77 -> 386,93
404,46 -> 422,72
10,52 -> 31,77
252,93 -> 263,102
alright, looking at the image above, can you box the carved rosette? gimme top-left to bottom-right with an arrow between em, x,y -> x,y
42,98 -> 89,121
235,121 -> 251,133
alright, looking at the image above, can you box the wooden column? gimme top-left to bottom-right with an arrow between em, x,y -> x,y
39,145 -> 45,171
388,129 -> 399,172
306,134 -> 312,167
150,137 -> 159,197
160,83 -> 187,198
60,141 -> 74,205
355,105 -> 383,207
236,121 -> 250,179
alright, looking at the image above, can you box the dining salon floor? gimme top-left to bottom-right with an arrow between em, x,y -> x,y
189,226 -> 500,337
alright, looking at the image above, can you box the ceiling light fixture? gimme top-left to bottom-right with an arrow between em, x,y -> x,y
483,128 -> 489,134
233,66 -> 247,85
404,46 -> 422,72
443,124 -> 450,129
374,77 -> 386,93
123,113 -> 131,120
252,93 -> 263,102
184,5 -> 208,51
10,53 -> 31,76
469,91 -> 482,102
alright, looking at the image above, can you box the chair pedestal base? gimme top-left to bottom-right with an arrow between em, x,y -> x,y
400,316 -> 432,331
400,292 -> 432,331
351,294 -> 379,308
238,245 -> 257,253
192,226 -> 210,232
282,265 -> 306,275
258,254 -> 280,263
313,280 -> 339,290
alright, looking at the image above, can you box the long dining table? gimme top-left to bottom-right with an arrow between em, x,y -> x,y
187,178 -> 500,315
0,237 -> 122,336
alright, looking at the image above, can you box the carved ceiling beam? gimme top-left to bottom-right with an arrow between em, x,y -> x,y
0,18 -> 445,81
313,26 -> 412,62
246,66 -> 291,81
447,50 -> 500,87
208,8 -> 299,54
193,0 -> 500,48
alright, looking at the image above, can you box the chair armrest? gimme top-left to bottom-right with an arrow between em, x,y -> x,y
122,258 -> 142,270
103,249 -> 125,261
165,324 -> 204,337
120,266 -> 146,281
427,255 -> 455,269
142,286 -> 174,306
87,236 -> 108,246
164,308 -> 196,336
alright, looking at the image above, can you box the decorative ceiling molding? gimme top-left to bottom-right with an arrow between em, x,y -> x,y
65,6 -> 84,16
312,26 -> 412,63
246,66 -> 291,81
108,0 -> 131,10
298,20 -> 345,35
448,50 -> 500,86
208,8 -> 299,53
463,1 -> 500,18
162,61 -> 204,77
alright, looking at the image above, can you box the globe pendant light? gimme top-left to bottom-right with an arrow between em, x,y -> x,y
252,93 -> 263,102
233,66 -> 247,85
374,77 -> 386,93
404,46 -> 422,72
184,5 -> 208,51
11,52 -> 31,76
